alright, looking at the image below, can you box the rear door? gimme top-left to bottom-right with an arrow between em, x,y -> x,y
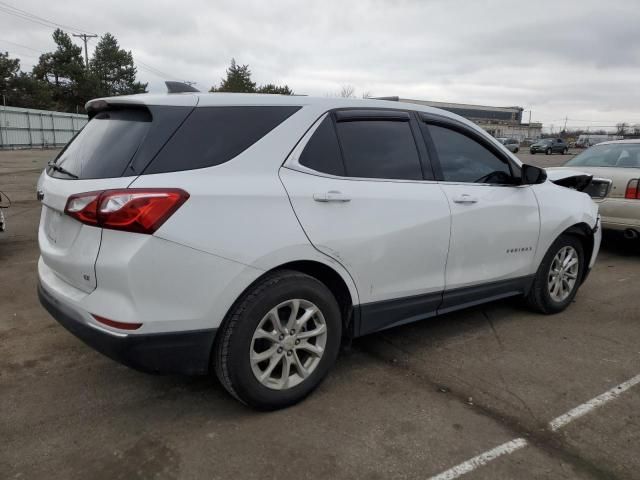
280,110 -> 451,334
38,103 -> 195,293
418,115 -> 540,304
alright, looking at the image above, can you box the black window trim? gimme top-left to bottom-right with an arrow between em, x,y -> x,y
417,111 -> 523,186
286,108 -> 437,183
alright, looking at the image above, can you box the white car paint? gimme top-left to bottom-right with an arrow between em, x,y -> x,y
38,93 -> 601,343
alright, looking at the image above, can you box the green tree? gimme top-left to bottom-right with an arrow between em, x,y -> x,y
32,28 -> 86,111
0,52 -> 52,109
256,83 -> 293,95
90,33 -> 147,97
0,51 -> 20,97
210,58 -> 256,92
9,73 -> 53,110
210,59 -> 293,95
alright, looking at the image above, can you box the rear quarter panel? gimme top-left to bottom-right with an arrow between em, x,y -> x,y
129,105 -> 360,310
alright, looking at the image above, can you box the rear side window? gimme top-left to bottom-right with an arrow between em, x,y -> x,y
428,125 -> 512,184
335,120 -> 422,180
145,106 -> 300,174
299,116 -> 345,176
51,109 -> 151,179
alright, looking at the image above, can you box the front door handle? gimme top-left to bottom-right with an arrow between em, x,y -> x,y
452,194 -> 478,204
313,190 -> 351,203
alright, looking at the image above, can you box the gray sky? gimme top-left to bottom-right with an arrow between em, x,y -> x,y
3,0 -> 640,131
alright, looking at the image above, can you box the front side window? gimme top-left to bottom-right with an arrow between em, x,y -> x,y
428,124 -> 514,184
335,120 -> 423,180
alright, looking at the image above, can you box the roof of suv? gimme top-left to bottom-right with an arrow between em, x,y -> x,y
84,92 -> 520,164
86,92 -> 463,119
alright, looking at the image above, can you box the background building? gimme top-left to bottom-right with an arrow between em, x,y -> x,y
393,98 -> 542,141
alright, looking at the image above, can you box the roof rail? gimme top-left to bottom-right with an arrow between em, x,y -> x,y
165,81 -> 200,93
371,96 -> 399,101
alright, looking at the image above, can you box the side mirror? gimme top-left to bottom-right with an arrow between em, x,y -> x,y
521,164 -> 547,185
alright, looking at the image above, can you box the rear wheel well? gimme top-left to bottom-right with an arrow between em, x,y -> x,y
562,223 -> 594,281
271,261 -> 354,338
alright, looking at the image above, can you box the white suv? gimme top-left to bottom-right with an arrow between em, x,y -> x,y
38,90 -> 601,409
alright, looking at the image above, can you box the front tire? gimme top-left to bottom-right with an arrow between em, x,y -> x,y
526,235 -> 584,314
562,148 -> 568,154
546,148 -> 552,155
214,270 -> 342,410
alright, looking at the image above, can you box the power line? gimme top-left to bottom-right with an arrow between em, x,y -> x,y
0,1 -> 96,35
136,60 -> 181,81
0,38 -> 41,53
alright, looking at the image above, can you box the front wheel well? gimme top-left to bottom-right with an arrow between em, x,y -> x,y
561,223 -> 595,281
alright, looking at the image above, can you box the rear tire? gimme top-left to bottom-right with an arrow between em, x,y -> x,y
514,147 -> 519,153
526,235 -> 584,314
214,270 -> 342,410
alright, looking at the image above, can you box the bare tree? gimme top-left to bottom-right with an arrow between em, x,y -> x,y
339,84 -> 355,98
633,124 -> 640,136
616,122 -> 629,136
361,91 -> 373,99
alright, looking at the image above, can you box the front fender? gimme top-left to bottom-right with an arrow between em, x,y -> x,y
531,181 -> 599,269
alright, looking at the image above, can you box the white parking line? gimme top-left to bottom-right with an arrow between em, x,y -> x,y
427,373 -> 640,480
549,373 -> 640,431
429,438 -> 528,480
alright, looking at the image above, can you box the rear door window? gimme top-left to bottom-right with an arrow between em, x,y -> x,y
145,106 -> 300,174
50,109 -> 152,179
335,120 -> 423,180
298,116 -> 345,176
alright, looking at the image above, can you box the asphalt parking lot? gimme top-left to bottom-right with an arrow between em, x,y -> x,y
1,148 -> 639,479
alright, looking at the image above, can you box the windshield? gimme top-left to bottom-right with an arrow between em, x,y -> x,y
536,139 -> 552,145
564,143 -> 640,168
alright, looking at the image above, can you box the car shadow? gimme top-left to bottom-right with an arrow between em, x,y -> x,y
600,231 -> 640,257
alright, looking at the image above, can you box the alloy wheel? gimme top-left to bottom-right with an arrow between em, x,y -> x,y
250,299 -> 327,390
547,246 -> 579,302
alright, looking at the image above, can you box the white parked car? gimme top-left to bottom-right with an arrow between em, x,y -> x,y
38,89 -> 601,409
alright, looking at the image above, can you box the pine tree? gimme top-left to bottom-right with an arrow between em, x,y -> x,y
90,33 -> 147,97
210,58 -> 257,93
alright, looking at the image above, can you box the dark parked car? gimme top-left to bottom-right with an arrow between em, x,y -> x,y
530,138 -> 569,155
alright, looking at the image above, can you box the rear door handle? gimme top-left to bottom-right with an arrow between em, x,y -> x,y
313,191 -> 351,203
452,194 -> 478,204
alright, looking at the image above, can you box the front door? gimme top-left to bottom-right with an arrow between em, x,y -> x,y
421,121 -> 540,309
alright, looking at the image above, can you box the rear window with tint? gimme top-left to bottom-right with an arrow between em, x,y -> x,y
145,106 -> 301,174
335,120 -> 423,180
299,116 -> 345,176
50,109 -> 151,179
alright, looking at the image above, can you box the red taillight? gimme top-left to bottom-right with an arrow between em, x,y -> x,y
64,188 -> 189,234
93,314 -> 142,331
625,179 -> 639,199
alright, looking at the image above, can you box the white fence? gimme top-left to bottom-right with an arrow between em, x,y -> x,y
0,106 -> 88,149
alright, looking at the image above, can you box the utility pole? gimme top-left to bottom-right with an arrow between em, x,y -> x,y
563,116 -> 568,133
72,33 -> 98,68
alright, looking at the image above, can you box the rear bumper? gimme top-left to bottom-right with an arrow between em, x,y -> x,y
38,281 -> 216,375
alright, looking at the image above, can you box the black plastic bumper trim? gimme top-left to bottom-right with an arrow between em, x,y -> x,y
38,281 -> 216,375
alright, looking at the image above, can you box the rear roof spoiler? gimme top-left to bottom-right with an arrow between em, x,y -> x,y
165,81 -> 200,93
